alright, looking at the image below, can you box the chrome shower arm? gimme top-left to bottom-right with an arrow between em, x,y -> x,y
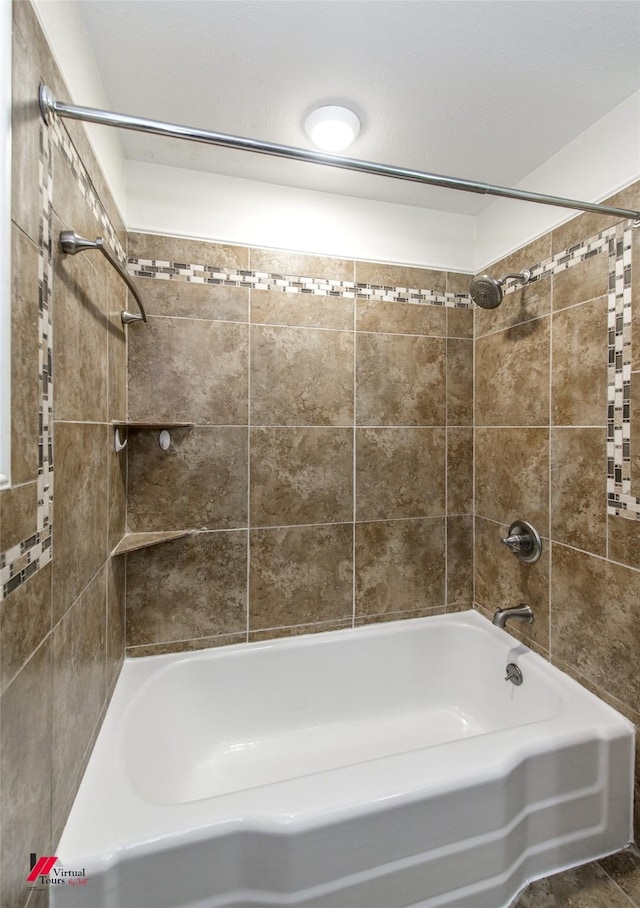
500,271 -> 531,284
59,230 -> 147,325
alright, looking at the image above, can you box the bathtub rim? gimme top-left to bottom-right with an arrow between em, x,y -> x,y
54,608 -> 635,874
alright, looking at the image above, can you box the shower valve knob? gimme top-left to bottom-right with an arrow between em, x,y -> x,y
500,519 -> 542,564
502,534 -> 528,552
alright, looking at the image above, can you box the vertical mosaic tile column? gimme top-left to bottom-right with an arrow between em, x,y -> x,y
0,113 -> 127,601
37,119 -> 54,551
0,123 -> 54,599
608,220 -> 636,517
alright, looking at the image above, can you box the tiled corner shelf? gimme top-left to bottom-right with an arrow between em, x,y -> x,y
112,421 -> 195,428
112,420 -> 195,453
111,421 -> 197,555
111,530 -> 193,556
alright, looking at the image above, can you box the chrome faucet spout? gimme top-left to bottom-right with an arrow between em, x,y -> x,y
492,604 -> 534,628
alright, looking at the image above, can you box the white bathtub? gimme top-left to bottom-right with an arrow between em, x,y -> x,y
52,610 -> 634,908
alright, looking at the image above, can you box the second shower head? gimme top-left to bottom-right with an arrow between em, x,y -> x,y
470,270 -> 531,309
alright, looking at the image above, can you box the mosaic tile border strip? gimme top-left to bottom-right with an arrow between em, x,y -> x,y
1,123 -> 54,599
0,530 -> 52,597
37,118 -> 54,543
127,259 -> 472,309
503,226 -> 614,292
1,116 -> 123,601
607,221 -> 636,518
127,226 -> 615,310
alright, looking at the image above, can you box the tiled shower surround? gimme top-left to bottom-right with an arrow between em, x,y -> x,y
2,2 -> 640,907
124,233 -> 474,655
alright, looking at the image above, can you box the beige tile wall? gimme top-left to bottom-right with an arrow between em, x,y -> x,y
125,233 -> 474,655
473,181 -> 640,865
0,5 -> 126,907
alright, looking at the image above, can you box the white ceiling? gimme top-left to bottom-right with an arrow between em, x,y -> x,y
75,0 -> 640,216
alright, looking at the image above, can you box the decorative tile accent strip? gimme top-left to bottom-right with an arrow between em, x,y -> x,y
0,531 -> 52,598
1,115 -> 123,601
607,221 -> 637,518
1,123 -> 54,599
127,223 -> 616,309
503,226 -> 615,293
128,258 -> 472,309
37,117 -> 54,545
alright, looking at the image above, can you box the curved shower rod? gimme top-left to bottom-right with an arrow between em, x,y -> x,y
39,85 -> 640,222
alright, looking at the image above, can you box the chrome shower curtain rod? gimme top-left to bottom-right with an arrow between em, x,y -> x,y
39,85 -> 640,221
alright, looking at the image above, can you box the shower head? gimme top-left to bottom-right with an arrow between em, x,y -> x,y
470,270 -> 531,309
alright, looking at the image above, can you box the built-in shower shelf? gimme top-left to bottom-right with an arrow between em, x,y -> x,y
111,421 -> 196,454
111,531 -> 193,556
112,421 -> 195,428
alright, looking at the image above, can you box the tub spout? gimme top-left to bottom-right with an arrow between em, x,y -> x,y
492,604 -> 534,628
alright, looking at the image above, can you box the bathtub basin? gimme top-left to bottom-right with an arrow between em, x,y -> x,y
52,610 -> 634,908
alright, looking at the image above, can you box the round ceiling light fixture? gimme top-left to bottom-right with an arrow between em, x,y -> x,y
304,105 -> 361,152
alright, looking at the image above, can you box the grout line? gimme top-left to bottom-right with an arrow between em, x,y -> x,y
476,511 -> 640,576
49,558 -> 112,638
52,419 -> 114,426
597,854 -> 640,908
472,304 -> 476,611
353,274 -> 357,628
124,423 -> 470,429
122,516 -> 458,535
353,328 -> 449,340
126,621 -> 354,652
249,424 -> 459,429
551,652 -> 640,724
444,331 -> 449,611
140,309 -> 467,343
599,873 -> 638,908
474,292 -> 610,341
10,218 -> 39,250
139,313 -> 250,326
246,285 -> 252,644
125,606 -> 459,654
548,272 -> 554,656
123,237 -> 130,660
551,537 -> 640,573
474,424 -> 606,430
551,292 -> 611,314
127,631 -> 248,652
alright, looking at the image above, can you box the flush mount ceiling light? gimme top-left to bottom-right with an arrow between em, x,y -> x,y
304,105 -> 361,152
